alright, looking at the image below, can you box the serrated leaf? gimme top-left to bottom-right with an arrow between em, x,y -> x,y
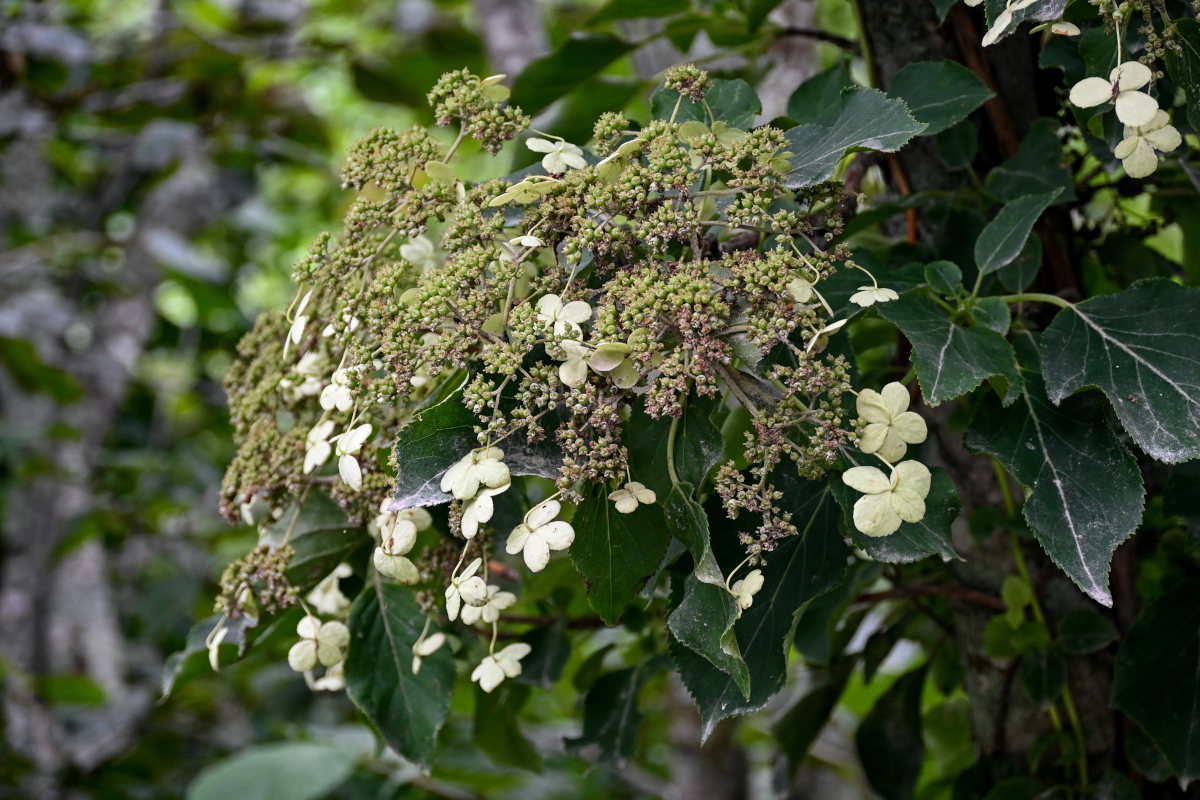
1112,578 -> 1200,787
344,583 -> 454,770
510,34 -> 635,115
668,573 -> 749,697
187,743 -> 358,800
975,189 -> 1062,276
566,661 -> 661,766
887,60 -> 994,136
964,358 -> 1143,607
856,665 -> 927,800
1165,19 -> 1200,131
650,78 -> 761,128
472,684 -> 542,772
1040,279 -> 1200,464
786,61 -> 853,125
877,291 -> 1022,405
832,460 -> 961,563
571,485 -> 671,624
982,0 -> 1067,44
783,89 -> 926,189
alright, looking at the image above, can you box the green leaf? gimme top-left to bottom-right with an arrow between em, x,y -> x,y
162,614 -> 257,698
625,394 -> 724,500
1088,771 -> 1141,800
1041,279 -> 1200,464
187,743 -> 357,800
971,297 -> 1011,335
566,661 -> 661,766
1020,650 -> 1066,706
832,459 -> 961,563
510,34 -> 635,115
472,683 -> 542,772
786,61 -> 853,125
986,118 -> 1076,202
927,0 -> 958,21
1057,608 -> 1118,654
1165,19 -> 1200,132
673,477 -> 846,739
983,778 -> 1055,800
924,260 -> 962,296
263,492 -> 363,591
571,485 -> 671,624
588,0 -> 688,24
0,336 -> 83,403
974,189 -> 1062,276
650,78 -> 761,128
964,356 -> 1143,607
783,89 -> 926,189
514,620 -> 569,688
877,291 -> 1021,406
344,583 -> 454,770
982,0 -> 1067,43
936,118 -> 978,170
1112,578 -> 1200,786
856,666 -> 927,800
887,60 -> 993,136
668,573 -> 749,696
773,657 -> 855,777
1125,722 -> 1174,783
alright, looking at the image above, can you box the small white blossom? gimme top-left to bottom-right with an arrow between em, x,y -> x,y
303,420 -> 334,474
373,517 -> 419,583
333,423 -> 372,491
730,569 -> 764,616
284,290 -> 313,357
588,340 -> 640,389
856,382 -> 928,462
1049,21 -> 1079,35
1069,61 -> 1158,127
805,319 -> 847,353
320,367 -> 356,412
321,313 -> 361,338
471,643 -> 531,693
509,234 -> 544,249
610,481 -> 656,514
526,137 -> 587,173
412,631 -> 446,675
787,277 -> 814,303
287,616 -> 351,673
1114,109 -> 1182,179
400,235 -> 440,271
445,557 -> 489,621
312,662 -> 344,691
460,584 -> 517,625
306,563 -> 353,617
506,499 -> 575,572
536,293 -> 592,338
558,339 -> 590,387
440,447 -> 511,501
842,461 -> 932,538
462,487 -> 507,539
849,285 -> 900,308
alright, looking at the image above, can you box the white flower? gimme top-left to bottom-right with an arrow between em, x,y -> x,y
856,382 -> 928,462
610,481 -> 656,514
1069,61 -> 1158,127
373,517 -> 419,583
284,290 -> 312,356
319,367 -> 356,412
787,277 -> 814,303
445,557 -> 489,621
440,446 -> 511,501
312,662 -> 344,691
508,234 -> 544,250
460,584 -> 517,625
526,137 -> 587,173
1049,21 -> 1080,35
536,293 -> 592,338
281,351 -> 324,400
304,420 -> 334,474
321,312 -> 361,338
588,338 -> 642,389
412,631 -> 446,675
558,339 -> 590,387
471,643 -> 532,693
306,563 -> 353,617
805,318 -> 847,353
333,423 -> 372,491
730,569 -> 764,616
506,499 -> 575,572
462,487 -> 507,539
1114,109 -> 1182,179
980,0 -> 1035,46
842,461 -> 932,538
400,235 -> 440,271
371,499 -> 433,542
849,285 -> 900,308
287,616 -> 351,672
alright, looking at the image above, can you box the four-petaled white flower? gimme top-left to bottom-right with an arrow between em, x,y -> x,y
610,481 -> 656,514
304,420 -> 334,474
373,516 -> 419,583
411,631 -> 446,675
471,643 -> 532,693
509,234 -> 544,249
730,569 -> 764,616
1069,61 -> 1158,127
281,350 -> 324,400
285,290 -> 312,357
445,557 -> 489,621
320,367 -> 356,412
588,339 -> 641,389
333,423 -> 372,491
460,584 -> 517,625
462,485 -> 507,539
849,285 -> 900,308
287,616 -> 351,673
526,137 -> 587,173
558,339 -> 590,387
856,382 -> 928,462
506,499 -> 575,572
306,563 -> 353,617
400,235 -> 440,271
536,293 -> 592,338
1114,109 -> 1182,179
441,446 -> 511,501
842,461 -> 932,538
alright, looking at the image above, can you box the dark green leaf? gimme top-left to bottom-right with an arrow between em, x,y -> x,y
566,661 -> 660,766
773,657 -> 855,777
344,583 -> 453,770
984,617 -> 1051,658
571,485 -> 671,624
1112,578 -> 1200,785
975,190 -> 1062,276
786,61 -> 853,124
263,492 -> 363,590
856,666 -> 927,800
928,0 -> 958,21
997,234 -> 1042,292
514,619 -> 569,688
986,118 -> 1077,202
983,777 -> 1056,800
162,614 -> 256,698
650,78 -> 761,128
1088,770 -> 1141,800
1041,279 -> 1200,464
1020,650 -> 1065,706
877,291 -> 1021,405
1057,609 -> 1118,654
971,297 -> 1011,335
1165,19 -> 1200,131
887,60 -> 993,136
510,34 -> 635,115
187,743 -> 357,800
472,683 -> 542,772
936,118 -> 979,170
626,394 -> 724,500
588,0 -> 688,24
924,260 -> 963,296
783,89 -> 926,189
747,0 -> 789,29
1125,721 -> 1174,783
668,573 -> 749,697
964,359 -> 1143,606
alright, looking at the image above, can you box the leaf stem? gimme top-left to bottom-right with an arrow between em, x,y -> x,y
666,414 -> 682,487
996,292 -> 1073,309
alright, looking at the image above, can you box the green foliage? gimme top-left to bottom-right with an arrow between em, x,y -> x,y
187,743 -> 359,800
887,60 -> 994,136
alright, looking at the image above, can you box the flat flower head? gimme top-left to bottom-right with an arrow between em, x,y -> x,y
506,500 -> 574,572
856,382 -> 927,461
849,285 -> 900,308
843,461 -> 932,537
611,481 -> 656,513
536,293 -> 592,338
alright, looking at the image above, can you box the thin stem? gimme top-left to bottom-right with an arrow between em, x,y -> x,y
666,414 -> 682,487
997,292 -> 1073,309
